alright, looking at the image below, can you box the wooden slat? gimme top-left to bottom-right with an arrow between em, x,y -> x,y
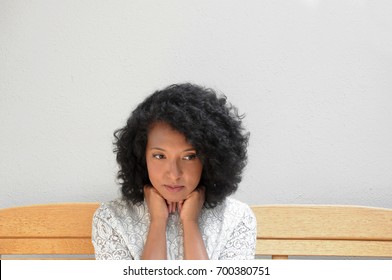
252,205 -> 392,258
0,238 -> 95,255
0,256 -> 95,260
2,203 -> 392,259
0,203 -> 100,238
0,203 -> 99,259
252,205 -> 392,241
256,239 -> 392,257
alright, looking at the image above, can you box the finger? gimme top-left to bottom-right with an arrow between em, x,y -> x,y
167,201 -> 171,213
178,201 -> 183,214
169,202 -> 174,213
173,202 -> 177,213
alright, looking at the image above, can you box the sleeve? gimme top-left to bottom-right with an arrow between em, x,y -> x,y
92,208 -> 133,260
218,205 -> 257,260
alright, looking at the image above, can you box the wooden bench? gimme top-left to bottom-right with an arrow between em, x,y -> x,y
1,203 -> 391,259
0,203 -> 99,259
252,205 -> 392,259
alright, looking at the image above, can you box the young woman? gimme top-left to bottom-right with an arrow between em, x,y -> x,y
92,83 -> 256,260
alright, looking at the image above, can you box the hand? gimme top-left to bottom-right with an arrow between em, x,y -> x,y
178,187 -> 205,223
142,185 -> 169,259
143,185 -> 170,222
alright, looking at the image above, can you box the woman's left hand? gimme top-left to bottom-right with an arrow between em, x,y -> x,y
178,187 -> 209,259
178,187 -> 205,223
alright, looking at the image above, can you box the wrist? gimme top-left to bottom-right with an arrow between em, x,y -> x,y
149,218 -> 168,228
181,219 -> 199,229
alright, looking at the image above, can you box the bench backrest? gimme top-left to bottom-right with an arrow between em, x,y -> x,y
2,203 -> 391,259
0,203 -> 99,259
252,205 -> 392,259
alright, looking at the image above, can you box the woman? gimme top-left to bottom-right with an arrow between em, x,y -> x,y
92,83 -> 256,259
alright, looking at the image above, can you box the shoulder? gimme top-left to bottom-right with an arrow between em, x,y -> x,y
92,198 -> 148,260
93,198 -> 148,226
202,197 -> 256,225
222,197 -> 255,219
224,198 -> 257,236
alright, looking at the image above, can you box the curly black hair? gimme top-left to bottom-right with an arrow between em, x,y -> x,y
113,83 -> 249,208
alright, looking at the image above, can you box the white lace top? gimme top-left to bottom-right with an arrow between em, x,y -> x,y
92,197 -> 256,260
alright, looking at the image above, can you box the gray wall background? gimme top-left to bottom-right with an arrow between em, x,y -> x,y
1,0 -> 391,209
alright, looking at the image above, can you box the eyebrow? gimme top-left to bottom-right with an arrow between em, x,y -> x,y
150,147 -> 196,152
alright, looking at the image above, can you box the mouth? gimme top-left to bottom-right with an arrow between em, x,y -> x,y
164,185 -> 185,193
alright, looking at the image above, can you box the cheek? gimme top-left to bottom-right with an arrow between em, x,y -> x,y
189,163 -> 203,183
146,160 -> 160,182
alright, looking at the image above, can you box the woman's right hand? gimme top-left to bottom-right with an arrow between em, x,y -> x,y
143,185 -> 170,222
142,185 -> 169,259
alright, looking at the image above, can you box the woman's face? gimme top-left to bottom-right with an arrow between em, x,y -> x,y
145,122 -> 203,202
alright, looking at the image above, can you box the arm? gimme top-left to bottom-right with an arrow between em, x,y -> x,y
219,205 -> 257,260
182,220 -> 208,259
141,186 -> 169,260
179,187 -> 209,260
141,219 -> 167,259
92,210 -> 133,260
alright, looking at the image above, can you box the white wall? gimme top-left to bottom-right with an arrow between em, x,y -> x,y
1,0 -> 391,208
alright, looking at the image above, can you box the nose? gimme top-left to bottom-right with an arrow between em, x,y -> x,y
168,159 -> 182,180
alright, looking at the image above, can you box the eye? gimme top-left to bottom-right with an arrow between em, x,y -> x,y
183,154 -> 197,161
152,154 -> 165,160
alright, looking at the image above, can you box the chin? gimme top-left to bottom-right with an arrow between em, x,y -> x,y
163,193 -> 188,203
164,197 -> 184,203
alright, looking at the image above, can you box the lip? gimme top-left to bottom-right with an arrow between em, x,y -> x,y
164,185 -> 184,193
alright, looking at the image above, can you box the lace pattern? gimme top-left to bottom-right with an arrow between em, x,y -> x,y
92,197 -> 256,260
